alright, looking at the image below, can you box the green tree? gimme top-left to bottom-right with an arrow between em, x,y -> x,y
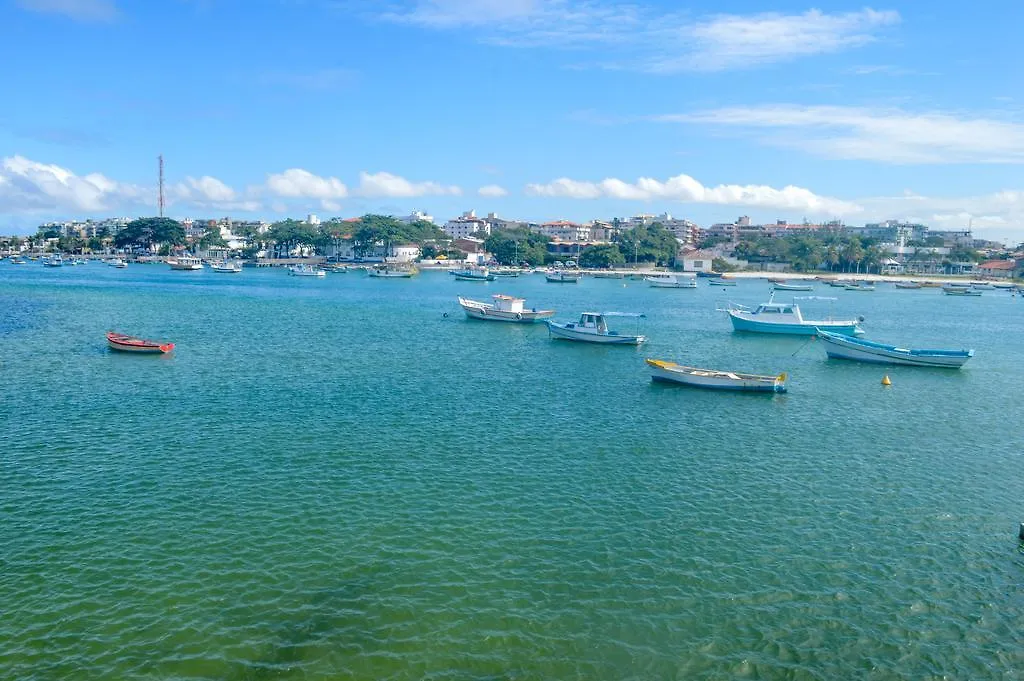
578,244 -> 625,269
840,238 -> 864,273
266,219 -> 319,257
114,217 -> 185,250
198,226 -> 227,249
484,229 -> 550,266
613,223 -> 679,266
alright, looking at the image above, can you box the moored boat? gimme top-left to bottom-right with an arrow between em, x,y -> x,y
645,273 -> 697,288
942,286 -> 981,296
545,270 -> 581,283
106,332 -> 175,354
458,294 -> 554,323
816,329 -> 973,368
844,283 -> 876,291
211,259 -> 242,273
168,256 -> 204,271
546,312 -> 646,344
708,277 -> 737,286
108,258 -> 128,268
724,293 -> 863,336
42,255 -> 64,267
10,256 -> 26,264
591,271 -> 625,279
453,267 -> 495,281
369,265 -> 416,278
646,359 -> 787,392
772,282 -> 813,291
288,264 -> 326,277
895,281 -> 922,289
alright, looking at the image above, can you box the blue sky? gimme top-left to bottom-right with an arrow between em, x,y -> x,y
2,0 -> 1023,241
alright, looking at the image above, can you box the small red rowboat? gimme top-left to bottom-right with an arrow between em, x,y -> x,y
107,332 -> 175,354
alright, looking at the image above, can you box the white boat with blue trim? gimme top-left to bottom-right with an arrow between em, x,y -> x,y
771,282 -> 813,291
545,270 -> 581,283
453,267 -> 495,281
547,312 -> 646,344
724,294 -> 863,336
288,264 -> 325,277
817,330 -> 974,368
646,273 -> 696,288
458,294 -> 554,323
646,359 -> 787,393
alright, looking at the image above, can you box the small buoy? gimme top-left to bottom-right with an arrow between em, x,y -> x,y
881,375 -> 892,386
442,312 -> 448,318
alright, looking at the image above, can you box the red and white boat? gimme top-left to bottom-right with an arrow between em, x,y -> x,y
106,332 -> 175,354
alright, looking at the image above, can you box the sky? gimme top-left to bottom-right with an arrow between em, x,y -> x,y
1,0 -> 1023,242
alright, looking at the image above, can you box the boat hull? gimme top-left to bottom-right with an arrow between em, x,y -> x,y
646,359 -> 786,392
728,312 -> 862,336
459,300 -> 554,323
545,274 -> 580,283
106,333 -> 174,354
454,273 -> 495,281
817,331 -> 972,368
772,284 -> 813,291
546,321 -> 645,344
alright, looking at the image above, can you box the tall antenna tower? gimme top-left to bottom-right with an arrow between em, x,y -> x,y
158,154 -> 165,217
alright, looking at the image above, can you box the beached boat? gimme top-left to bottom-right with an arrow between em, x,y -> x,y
369,265 -> 416,278
724,294 -> 864,336
289,264 -> 326,277
210,260 -> 242,273
646,359 -> 787,393
42,255 -> 64,267
772,282 -> 813,291
645,273 -> 697,289
817,330 -> 973,368
458,294 -> 554,323
547,312 -> 646,344
942,286 -> 981,296
453,267 -> 495,281
708,278 -> 737,286
895,281 -> 922,289
106,332 -> 175,354
545,270 -> 581,283
168,256 -> 204,271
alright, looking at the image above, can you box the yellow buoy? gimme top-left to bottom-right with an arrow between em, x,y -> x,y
881,375 -> 892,386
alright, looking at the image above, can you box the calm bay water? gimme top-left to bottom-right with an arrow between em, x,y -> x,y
2,262 -> 1023,680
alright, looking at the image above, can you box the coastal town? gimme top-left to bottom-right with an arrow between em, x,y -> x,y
2,209 -> 1021,279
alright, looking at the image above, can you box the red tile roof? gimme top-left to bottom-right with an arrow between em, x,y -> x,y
978,259 -> 1016,270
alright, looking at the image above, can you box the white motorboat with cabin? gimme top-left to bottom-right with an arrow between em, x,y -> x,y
546,312 -> 646,345
723,293 -> 864,336
108,258 -> 128,268
42,255 -> 64,267
645,273 -> 696,288
211,259 -> 242,273
369,264 -> 417,278
646,359 -> 787,392
288,264 -> 325,277
168,256 -> 204,271
545,270 -> 581,283
458,294 -> 555,323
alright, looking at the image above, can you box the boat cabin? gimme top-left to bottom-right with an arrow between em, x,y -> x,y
492,295 -> 526,314
752,302 -> 804,322
574,313 -> 609,334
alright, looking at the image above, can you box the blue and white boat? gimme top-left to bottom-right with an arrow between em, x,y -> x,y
817,329 -> 973,368
547,312 -> 646,344
453,267 -> 495,281
724,294 -> 863,336
646,273 -> 696,288
42,254 -> 64,267
646,359 -> 787,393
708,277 -> 737,287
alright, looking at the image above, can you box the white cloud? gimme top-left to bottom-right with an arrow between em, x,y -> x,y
170,175 -> 262,212
477,184 -> 508,198
15,0 -> 118,22
667,9 -> 900,72
0,155 -> 144,213
659,105 -> 1024,164
321,199 -> 342,212
525,173 -> 861,214
355,171 -> 462,198
265,168 -> 348,200
378,2 -> 899,72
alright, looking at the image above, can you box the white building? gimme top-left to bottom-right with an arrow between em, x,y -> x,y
443,211 -> 491,239
395,210 -> 434,225
306,213 -> 321,226
538,221 -> 591,241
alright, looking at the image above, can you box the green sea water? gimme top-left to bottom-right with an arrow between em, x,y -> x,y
2,263 -> 1023,680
